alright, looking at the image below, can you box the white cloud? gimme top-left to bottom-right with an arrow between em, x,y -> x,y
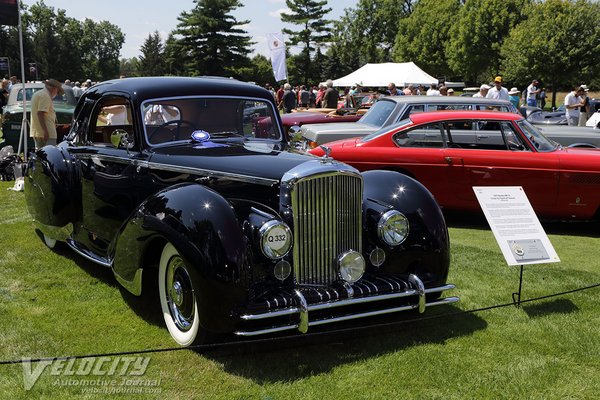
269,8 -> 290,18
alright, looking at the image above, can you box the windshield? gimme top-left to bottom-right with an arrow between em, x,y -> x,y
517,119 -> 557,152
358,99 -> 396,127
361,118 -> 412,142
143,97 -> 281,146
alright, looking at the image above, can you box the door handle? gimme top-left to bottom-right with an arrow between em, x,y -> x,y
445,156 -> 453,165
477,135 -> 488,139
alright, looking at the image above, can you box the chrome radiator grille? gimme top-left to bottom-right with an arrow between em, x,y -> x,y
291,173 -> 363,285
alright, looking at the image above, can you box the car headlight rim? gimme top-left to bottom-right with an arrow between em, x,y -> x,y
259,220 -> 293,259
377,210 -> 409,246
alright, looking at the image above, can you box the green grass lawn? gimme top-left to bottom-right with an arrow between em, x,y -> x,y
0,181 -> 598,399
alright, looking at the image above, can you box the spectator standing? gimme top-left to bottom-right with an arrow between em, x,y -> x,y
486,76 -> 509,101
564,86 -> 585,126
447,88 -> 455,96
298,85 -> 310,108
426,84 -> 440,96
323,80 -> 338,108
472,84 -> 490,98
526,80 -> 540,107
578,85 -> 591,127
309,86 -> 317,108
7,75 -> 17,92
281,83 -> 297,113
30,79 -> 63,149
439,85 -> 448,96
276,85 -> 284,107
387,82 -> 403,96
72,81 -> 83,100
315,84 -> 326,108
508,87 -> 521,109
0,79 -> 9,125
539,88 -> 547,109
403,84 -> 413,95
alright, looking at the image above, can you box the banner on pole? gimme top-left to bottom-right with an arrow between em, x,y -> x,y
0,0 -> 19,26
267,32 -> 287,82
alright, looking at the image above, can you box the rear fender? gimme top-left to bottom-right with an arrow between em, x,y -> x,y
24,144 -> 81,233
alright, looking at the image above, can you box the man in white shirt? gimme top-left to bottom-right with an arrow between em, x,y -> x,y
486,76 -> 509,101
426,84 -> 440,96
526,79 -> 540,107
564,86 -> 585,126
472,84 -> 490,98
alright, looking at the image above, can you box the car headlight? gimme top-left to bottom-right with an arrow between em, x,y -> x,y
259,220 -> 292,259
338,250 -> 365,283
378,210 -> 409,246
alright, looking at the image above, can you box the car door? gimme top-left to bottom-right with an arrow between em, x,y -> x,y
384,122 -> 453,205
68,95 -> 152,258
443,119 -> 560,213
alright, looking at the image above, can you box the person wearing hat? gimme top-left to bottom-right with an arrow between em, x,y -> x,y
486,76 -> 509,101
30,78 -> 64,149
579,85 -> 591,126
508,87 -> 521,108
473,84 -> 491,98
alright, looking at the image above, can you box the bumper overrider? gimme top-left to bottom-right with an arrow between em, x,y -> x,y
235,273 -> 459,336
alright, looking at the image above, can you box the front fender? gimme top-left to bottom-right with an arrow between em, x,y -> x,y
111,182 -> 248,332
362,170 -> 450,286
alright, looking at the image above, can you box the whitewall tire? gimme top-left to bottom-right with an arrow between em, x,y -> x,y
158,242 -> 200,346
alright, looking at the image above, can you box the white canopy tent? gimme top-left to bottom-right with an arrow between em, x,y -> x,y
332,62 -> 438,88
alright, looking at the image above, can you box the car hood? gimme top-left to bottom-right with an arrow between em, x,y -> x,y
300,122 -> 377,141
148,141 -> 319,182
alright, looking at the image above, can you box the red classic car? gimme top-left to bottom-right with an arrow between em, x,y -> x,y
311,110 -> 600,221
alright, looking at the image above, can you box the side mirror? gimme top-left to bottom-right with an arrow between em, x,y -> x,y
288,125 -> 302,141
110,129 -> 132,150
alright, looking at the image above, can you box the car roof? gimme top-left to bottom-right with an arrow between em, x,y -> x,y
378,95 -> 513,106
86,76 -> 273,103
409,110 -> 524,124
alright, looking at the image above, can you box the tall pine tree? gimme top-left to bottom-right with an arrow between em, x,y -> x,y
281,0 -> 332,83
176,0 -> 253,77
138,31 -> 165,76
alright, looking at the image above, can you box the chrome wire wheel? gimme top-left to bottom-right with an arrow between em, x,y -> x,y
158,243 -> 199,346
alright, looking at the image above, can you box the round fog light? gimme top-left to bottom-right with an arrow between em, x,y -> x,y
274,260 -> 291,281
338,250 -> 365,283
369,247 -> 386,267
378,210 -> 409,246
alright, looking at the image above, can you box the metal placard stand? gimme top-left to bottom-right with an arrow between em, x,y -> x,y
512,265 -> 524,307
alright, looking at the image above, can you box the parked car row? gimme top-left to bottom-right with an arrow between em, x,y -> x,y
16,76 -> 600,348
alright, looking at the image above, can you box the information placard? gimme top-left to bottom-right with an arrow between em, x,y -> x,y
473,186 -> 560,266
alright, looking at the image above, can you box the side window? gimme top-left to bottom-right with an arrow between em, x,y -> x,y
500,121 -> 529,151
407,104 -> 425,115
90,98 -> 134,147
393,122 -> 443,148
445,120 -> 476,147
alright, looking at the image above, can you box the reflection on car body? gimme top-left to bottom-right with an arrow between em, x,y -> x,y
24,77 -> 458,347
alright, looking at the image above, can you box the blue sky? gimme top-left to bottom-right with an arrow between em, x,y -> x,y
22,0 -> 356,58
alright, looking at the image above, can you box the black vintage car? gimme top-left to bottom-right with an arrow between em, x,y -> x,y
24,77 -> 458,346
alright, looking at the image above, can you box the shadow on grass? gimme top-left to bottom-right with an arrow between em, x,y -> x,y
523,298 -> 579,318
198,306 -> 487,383
444,210 -> 600,238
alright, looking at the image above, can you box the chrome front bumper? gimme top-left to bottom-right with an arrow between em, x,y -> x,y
235,274 -> 459,337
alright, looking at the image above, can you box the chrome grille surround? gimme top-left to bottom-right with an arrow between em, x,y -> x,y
281,160 -> 363,286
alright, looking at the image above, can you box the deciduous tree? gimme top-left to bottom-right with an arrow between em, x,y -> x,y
500,0 -> 600,108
